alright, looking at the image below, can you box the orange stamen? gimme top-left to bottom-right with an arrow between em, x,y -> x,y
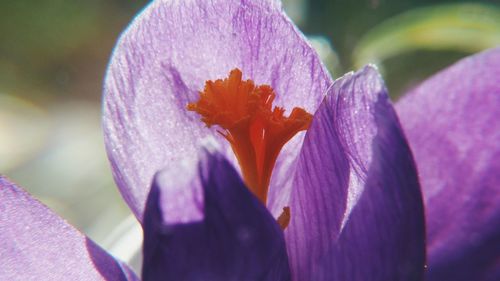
187,68 -> 312,209
277,207 -> 291,230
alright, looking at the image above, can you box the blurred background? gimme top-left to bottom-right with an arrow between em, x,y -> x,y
1,0 -> 499,273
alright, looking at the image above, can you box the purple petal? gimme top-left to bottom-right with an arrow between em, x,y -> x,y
286,66 -> 426,281
103,0 -> 332,219
0,176 -> 139,281
142,151 -> 290,281
396,47 -> 500,281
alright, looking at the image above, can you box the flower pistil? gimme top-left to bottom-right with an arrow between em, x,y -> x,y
187,69 -> 312,229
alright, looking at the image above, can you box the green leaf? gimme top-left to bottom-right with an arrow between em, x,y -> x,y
353,3 -> 500,68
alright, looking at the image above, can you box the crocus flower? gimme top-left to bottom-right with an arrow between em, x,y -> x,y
1,1 -> 498,281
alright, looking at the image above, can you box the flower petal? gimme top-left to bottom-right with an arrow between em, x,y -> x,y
142,151 -> 290,281
103,0 -> 332,219
0,176 -> 139,281
396,47 -> 500,281
286,66 -> 426,280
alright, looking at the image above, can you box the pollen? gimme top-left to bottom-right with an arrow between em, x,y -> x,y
187,69 -> 312,225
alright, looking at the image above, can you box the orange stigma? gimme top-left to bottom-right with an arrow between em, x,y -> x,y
187,68 -> 312,211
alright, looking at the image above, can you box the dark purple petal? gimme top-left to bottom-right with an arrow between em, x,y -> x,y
142,151 -> 291,281
0,176 -> 139,281
286,66 -> 426,281
103,0 -> 332,219
396,47 -> 500,281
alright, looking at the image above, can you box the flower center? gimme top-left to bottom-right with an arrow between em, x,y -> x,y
187,68 -> 312,228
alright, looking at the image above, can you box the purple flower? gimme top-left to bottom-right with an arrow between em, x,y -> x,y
1,1 -> 498,281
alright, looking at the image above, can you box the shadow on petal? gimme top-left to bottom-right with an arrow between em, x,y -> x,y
141,152 -> 291,281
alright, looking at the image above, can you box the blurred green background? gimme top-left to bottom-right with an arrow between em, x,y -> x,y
1,0 -> 499,268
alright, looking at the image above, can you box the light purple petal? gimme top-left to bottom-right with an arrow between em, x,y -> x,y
396,47 -> 500,281
103,0 -> 332,219
0,176 -> 139,281
286,66 -> 425,281
142,151 -> 290,281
